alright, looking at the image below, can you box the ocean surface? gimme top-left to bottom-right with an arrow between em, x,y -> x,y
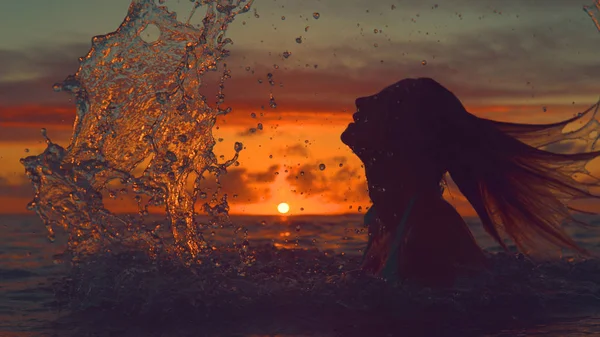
2,213 -> 600,337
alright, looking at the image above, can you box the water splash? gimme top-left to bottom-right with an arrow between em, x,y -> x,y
584,1 -> 600,32
20,0 -> 254,264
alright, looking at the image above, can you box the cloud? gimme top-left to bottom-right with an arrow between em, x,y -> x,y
0,176 -> 35,199
277,143 -> 310,157
247,164 -> 280,183
198,165 -> 279,203
0,124 -> 72,143
286,159 -> 368,203
1,20 -> 598,132
0,43 -> 87,106
219,167 -> 271,203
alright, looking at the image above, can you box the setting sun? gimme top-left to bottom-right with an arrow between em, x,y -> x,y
277,202 -> 290,214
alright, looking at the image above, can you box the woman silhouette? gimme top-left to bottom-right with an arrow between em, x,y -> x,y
341,77 -> 600,288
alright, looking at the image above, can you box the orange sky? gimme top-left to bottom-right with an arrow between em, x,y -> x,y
1,102 -> 598,216
1,0 -> 599,216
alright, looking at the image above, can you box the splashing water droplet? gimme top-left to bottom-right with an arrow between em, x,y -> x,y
319,163 -> 326,170
20,0 -> 257,264
584,1 -> 600,32
234,142 -> 244,152
140,23 -> 161,43
313,12 -> 320,19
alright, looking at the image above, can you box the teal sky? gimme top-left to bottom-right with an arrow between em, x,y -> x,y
0,0 -> 598,116
1,0 -> 595,49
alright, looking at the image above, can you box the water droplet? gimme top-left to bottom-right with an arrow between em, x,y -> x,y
283,51 -> 292,58
313,12 -> 320,19
391,4 -> 396,10
295,36 -> 303,43
269,97 -> 277,109
234,142 -> 244,152
140,23 -> 161,44
257,123 -> 263,130
542,106 -> 547,112
281,16 -> 286,20
421,60 -> 428,65
165,151 -> 177,162
250,112 -> 256,118
319,163 -> 326,170
24,148 -> 30,153
305,26 -> 310,32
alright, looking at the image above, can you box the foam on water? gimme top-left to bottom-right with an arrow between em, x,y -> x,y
21,0 -> 254,264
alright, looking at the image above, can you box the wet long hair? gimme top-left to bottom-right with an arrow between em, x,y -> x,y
406,78 -> 600,256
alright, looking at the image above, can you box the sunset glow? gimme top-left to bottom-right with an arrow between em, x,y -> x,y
0,1 -> 598,216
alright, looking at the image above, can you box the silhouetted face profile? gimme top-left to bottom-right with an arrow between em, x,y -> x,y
341,78 -> 464,203
341,78 -> 452,163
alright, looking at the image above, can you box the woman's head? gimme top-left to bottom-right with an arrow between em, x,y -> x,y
341,77 -> 466,162
342,77 -> 600,257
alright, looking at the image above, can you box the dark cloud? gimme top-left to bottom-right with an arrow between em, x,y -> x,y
0,124 -> 72,143
0,43 -> 88,106
1,20 -> 597,132
198,165 -> 279,203
286,160 -> 368,203
247,164 -> 280,183
236,127 -> 265,137
278,143 -> 310,157
218,167 -> 270,203
0,176 -> 34,199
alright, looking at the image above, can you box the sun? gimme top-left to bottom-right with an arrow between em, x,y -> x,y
277,202 -> 290,214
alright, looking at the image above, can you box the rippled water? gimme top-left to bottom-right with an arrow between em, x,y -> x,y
3,214 -> 600,337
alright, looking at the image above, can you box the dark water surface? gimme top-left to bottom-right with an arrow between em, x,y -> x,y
2,214 -> 600,337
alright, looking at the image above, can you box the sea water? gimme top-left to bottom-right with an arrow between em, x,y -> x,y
7,0 -> 600,336
2,214 -> 600,336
